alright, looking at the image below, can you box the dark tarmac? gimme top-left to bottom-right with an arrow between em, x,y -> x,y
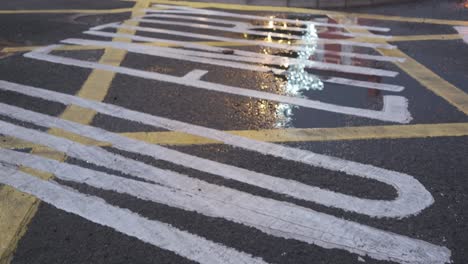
0,0 -> 467,263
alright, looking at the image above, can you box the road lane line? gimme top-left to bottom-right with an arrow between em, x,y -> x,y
0,148 -> 451,264
24,46 -> 412,123
0,82 -> 431,218
0,164 -> 267,264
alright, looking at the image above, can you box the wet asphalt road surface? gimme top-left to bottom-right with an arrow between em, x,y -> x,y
0,0 -> 467,263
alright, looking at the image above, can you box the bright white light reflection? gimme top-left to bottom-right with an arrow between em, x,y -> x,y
276,23 -> 324,127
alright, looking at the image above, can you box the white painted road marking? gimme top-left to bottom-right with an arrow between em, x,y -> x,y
98,23 -> 396,50
83,30 -> 406,63
62,38 -> 403,81
455,26 -> 468,44
24,46 -> 412,123
0,101 -> 429,217
0,6 -> 445,263
150,4 -> 391,32
0,163 -> 268,264
138,13 -> 393,39
0,147 -> 451,264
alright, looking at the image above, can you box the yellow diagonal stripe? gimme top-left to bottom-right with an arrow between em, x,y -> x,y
376,48 -> 468,115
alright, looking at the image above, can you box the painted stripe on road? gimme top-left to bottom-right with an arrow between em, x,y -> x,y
2,122 -> 467,149
150,0 -> 468,27
83,30 -> 405,63
0,148 -> 451,264
62,38 -> 403,87
120,122 -> 468,145
0,82 -> 430,219
101,23 -> 396,50
377,46 -> 468,115
150,4 -> 390,32
0,165 -> 267,264
0,0 -> 152,262
0,8 -> 133,14
24,46 -> 412,123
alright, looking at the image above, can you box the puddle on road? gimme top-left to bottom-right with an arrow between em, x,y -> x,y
247,15 -> 388,128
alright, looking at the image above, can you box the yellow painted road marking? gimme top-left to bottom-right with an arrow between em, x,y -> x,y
333,14 -> 468,116
1,123 -> 467,149
0,8 -> 132,14
0,0 -> 150,262
0,136 -> 34,149
376,48 -> 468,115
120,123 -> 468,145
388,34 -> 463,42
1,2 -> 468,262
151,0 -> 468,27
0,146 -> 65,264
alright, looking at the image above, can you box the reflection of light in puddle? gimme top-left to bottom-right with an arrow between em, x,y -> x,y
276,23 -> 323,127
268,16 -> 275,28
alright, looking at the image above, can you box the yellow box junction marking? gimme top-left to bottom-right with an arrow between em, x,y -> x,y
0,0 -> 150,262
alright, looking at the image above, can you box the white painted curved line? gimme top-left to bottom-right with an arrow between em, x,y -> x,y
248,25 -> 392,39
0,165 -> 267,264
133,18 -> 304,40
140,13 -> 392,39
148,4 -> 391,33
64,38 -> 404,92
0,82 -> 425,219
24,47 -> 411,123
101,23 -> 396,50
62,38 -> 401,81
83,30 -> 405,63
0,149 -> 451,264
